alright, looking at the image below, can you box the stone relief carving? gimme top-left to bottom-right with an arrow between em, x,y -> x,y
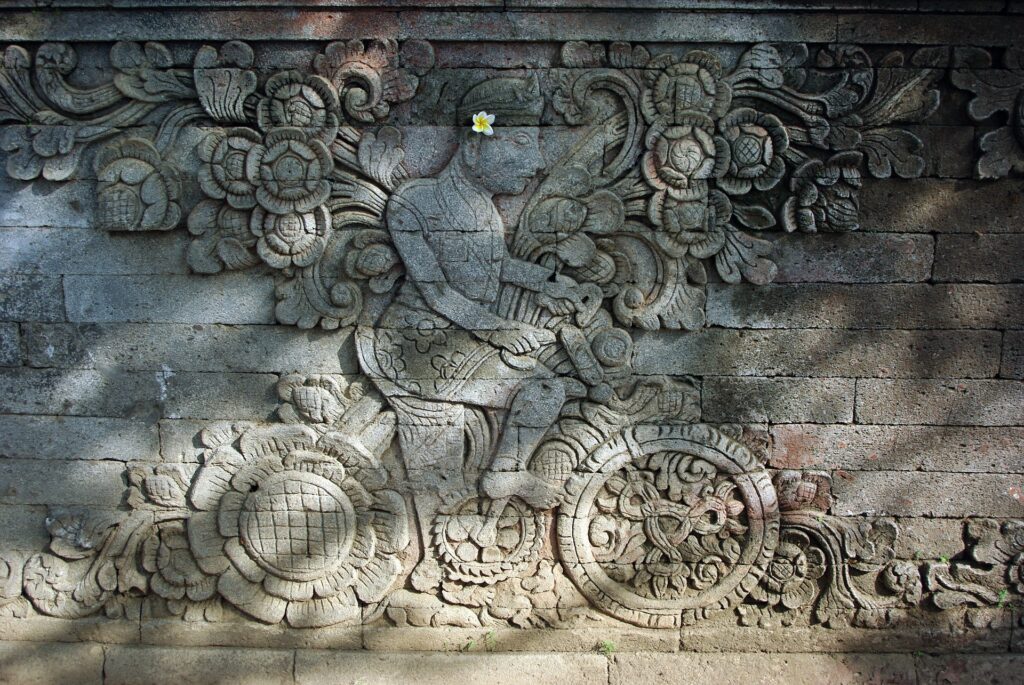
952,46 -> 1024,178
1,37 -> 1021,631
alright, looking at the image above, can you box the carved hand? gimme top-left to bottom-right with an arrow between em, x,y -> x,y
538,274 -> 583,316
486,325 -> 556,355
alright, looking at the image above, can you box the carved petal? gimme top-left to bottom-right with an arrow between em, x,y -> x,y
285,590 -> 358,628
217,566 -> 286,624
187,511 -> 229,575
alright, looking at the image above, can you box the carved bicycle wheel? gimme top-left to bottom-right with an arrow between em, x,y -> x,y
557,424 -> 779,628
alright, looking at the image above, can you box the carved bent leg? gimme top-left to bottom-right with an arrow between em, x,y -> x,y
480,377 -> 567,510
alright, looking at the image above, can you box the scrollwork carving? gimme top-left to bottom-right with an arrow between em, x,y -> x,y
2,37 -> 1004,634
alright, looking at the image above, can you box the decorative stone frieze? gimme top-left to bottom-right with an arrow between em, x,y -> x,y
1,34 -> 1021,637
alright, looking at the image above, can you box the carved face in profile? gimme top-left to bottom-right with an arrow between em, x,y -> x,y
461,126 -> 544,195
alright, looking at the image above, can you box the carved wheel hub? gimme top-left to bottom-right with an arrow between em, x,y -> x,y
558,424 -> 779,628
238,471 -> 356,582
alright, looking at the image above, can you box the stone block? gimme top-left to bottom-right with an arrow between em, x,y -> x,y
856,379 -> 1024,426
295,651 -> 609,685
935,235 -> 1024,283
0,641 -> 104,685
0,458 -> 127,506
0,176 -> 93,229
703,377 -> 855,423
892,517 -> 969,561
610,653 -> 916,685
706,284 -> 1024,329
906,125 -> 976,178
917,655 -> 1024,684
773,233 -> 933,283
0,415 -> 159,461
0,8 -> 400,41
830,472 -> 1024,517
104,645 -> 294,685
861,179 -> 1024,233
0,323 -> 19,366
396,10 -> 839,42
139,617 -> 361,649
634,329 -> 1000,378
675,612 -> 1011,653
22,322 -> 356,374
769,424 -> 1024,472
0,615 -> 141,645
0,368 -> 162,418
362,625 -> 678,652
161,371 -> 279,420
0,275 -> 64,323
1003,330 -> 1024,379
0,227 -> 189,275
838,13 -> 1024,45
64,274 -> 277,324
0,503 -> 49,552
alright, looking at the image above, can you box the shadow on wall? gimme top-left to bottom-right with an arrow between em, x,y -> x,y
0,29 -> 1022,683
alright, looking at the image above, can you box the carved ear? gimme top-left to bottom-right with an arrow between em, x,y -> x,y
460,131 -> 481,167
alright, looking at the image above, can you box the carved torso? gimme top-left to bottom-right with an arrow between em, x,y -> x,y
387,172 -> 507,309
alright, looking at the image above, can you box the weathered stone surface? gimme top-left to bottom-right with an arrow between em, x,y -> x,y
0,323 -> 19,366
0,503 -> 49,552
635,329 -> 1000,378
0,176 -> 93,229
831,472 -> 1024,517
861,179 -> 1024,233
362,625 -> 679,652
703,377 -> 855,423
0,641 -> 104,685
139,618 -> 362,649
934,235 -> 1024,283
610,653 -> 916,685
0,414 -> 159,461
0,275 -> 64,323
296,652 -> 609,685
856,379 -> 1024,426
707,284 -> 1024,330
1004,330 -> 1024,379
105,645 -> 293,685
161,371 -> 279,420
773,233 -> 934,283
0,8 -> 1020,673
22,323 -> 357,373
770,424 -> 1024,472
0,368 -> 161,417
64,274 -> 277,324
892,517 -> 969,561
917,655 -> 1024,684
0,227 -> 189,275
0,459 -> 127,506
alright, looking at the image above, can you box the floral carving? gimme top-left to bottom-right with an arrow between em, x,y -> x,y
4,36 -> 1009,636
546,40 -> 942,330
257,71 -> 340,141
187,426 -> 406,627
749,529 -> 825,612
95,137 -> 181,231
952,47 -> 1024,178
717,108 -> 788,195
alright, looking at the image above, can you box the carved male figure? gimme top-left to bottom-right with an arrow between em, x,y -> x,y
359,76 -> 586,510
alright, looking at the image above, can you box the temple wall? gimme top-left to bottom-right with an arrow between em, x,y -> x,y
0,2 -> 1022,683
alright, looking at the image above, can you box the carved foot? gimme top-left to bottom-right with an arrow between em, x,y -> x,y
480,470 -> 561,510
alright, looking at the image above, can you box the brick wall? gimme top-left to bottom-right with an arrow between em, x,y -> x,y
0,2 -> 1023,683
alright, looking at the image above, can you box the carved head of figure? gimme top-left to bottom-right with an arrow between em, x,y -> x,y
455,75 -> 545,195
